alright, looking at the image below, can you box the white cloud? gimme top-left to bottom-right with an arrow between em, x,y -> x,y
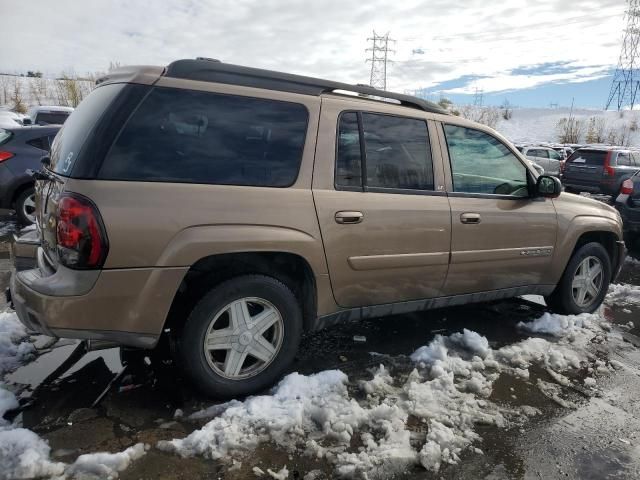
1,0 -> 626,94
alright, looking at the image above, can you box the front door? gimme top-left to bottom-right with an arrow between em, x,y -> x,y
438,123 -> 558,295
312,98 -> 451,308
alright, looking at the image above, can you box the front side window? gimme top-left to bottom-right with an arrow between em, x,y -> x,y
100,87 -> 309,187
335,112 -> 434,191
548,149 -> 561,161
443,124 -> 528,197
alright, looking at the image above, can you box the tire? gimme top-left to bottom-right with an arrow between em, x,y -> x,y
179,274 -> 303,399
545,242 -> 611,315
15,187 -> 36,225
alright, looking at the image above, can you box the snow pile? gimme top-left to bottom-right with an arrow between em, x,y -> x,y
0,311 -> 146,479
161,312 -> 610,478
65,443 -> 148,479
0,312 -> 34,375
606,283 -> 640,306
0,428 -> 65,479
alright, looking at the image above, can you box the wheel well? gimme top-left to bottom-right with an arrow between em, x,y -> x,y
164,252 -> 317,335
572,231 -> 618,274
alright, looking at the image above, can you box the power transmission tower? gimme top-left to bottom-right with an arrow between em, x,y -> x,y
606,0 -> 640,110
366,31 -> 395,90
473,87 -> 484,106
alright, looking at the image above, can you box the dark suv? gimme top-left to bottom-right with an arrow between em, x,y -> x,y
0,126 -> 60,224
615,171 -> 640,245
562,147 -> 640,196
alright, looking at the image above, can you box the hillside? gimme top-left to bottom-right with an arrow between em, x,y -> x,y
494,107 -> 640,147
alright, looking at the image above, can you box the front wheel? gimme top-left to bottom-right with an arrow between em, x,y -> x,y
179,275 -> 303,399
545,242 -> 611,315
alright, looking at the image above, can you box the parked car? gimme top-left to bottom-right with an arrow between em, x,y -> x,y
562,147 -> 640,196
0,111 -> 24,128
518,146 -> 562,176
9,59 -> 626,398
0,125 -> 60,223
25,106 -> 74,125
614,171 -> 640,246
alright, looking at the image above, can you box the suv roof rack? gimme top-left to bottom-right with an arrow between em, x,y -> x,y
164,59 -> 447,115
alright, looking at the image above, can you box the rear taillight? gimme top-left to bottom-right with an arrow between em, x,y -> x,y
56,193 -> 108,269
0,151 -> 14,162
621,179 -> 634,195
560,160 -> 566,173
604,151 -> 615,176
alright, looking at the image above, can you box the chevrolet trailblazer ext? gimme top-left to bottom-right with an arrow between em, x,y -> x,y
9,59 -> 626,398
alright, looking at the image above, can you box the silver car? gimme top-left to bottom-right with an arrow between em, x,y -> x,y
518,146 -> 562,176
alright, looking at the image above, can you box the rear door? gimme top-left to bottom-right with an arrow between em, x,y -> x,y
313,97 -> 451,308
526,148 -> 550,171
438,123 -> 558,294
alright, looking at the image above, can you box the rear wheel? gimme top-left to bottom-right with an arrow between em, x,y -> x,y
545,242 -> 611,315
179,275 -> 303,398
15,187 -> 36,225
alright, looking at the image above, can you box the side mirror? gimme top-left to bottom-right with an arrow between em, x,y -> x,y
536,175 -> 562,198
22,117 -> 32,126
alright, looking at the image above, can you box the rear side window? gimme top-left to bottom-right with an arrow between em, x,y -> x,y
335,112 -> 434,191
567,150 -> 607,166
616,152 -> 631,166
26,136 -> 49,151
49,84 -> 125,175
100,88 -> 309,187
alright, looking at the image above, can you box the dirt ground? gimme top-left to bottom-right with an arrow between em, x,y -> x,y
2,210 -> 640,480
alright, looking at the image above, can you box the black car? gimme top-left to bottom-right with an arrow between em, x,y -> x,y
0,125 -> 60,224
614,171 -> 640,246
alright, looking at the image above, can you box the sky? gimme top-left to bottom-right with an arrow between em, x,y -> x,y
0,0 -> 629,108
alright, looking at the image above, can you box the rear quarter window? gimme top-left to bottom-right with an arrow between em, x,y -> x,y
99,87 -> 309,187
0,129 -> 12,146
49,84 -> 125,176
567,150 -> 608,166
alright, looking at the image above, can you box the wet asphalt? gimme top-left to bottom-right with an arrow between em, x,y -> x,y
1,209 -> 640,480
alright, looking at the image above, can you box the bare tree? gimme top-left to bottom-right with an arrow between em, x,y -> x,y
584,116 -> 608,144
9,78 -> 27,113
0,76 -> 10,105
500,100 -> 513,120
29,77 -> 49,106
459,105 -> 500,129
556,117 -> 584,144
605,124 -> 631,146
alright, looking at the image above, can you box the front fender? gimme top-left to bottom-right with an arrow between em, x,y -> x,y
550,214 -> 623,282
155,224 -> 328,276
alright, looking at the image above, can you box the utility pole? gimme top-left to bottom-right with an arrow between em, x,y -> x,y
606,0 -> 640,110
366,31 -> 395,90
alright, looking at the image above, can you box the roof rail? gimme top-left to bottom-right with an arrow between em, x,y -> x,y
164,59 -> 447,115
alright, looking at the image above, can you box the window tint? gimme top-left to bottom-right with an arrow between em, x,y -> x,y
361,113 -> 433,190
35,112 -> 70,125
617,152 -> 631,166
49,84 -> 125,175
0,129 -> 11,146
566,150 -> 607,166
100,88 -> 308,187
336,113 -> 362,188
443,125 -> 528,197
26,136 -> 48,151
528,149 -> 548,158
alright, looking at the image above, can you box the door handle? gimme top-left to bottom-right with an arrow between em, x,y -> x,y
335,211 -> 364,224
460,212 -> 481,224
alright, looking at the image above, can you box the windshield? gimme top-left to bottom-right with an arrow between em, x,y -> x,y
49,84 -> 124,175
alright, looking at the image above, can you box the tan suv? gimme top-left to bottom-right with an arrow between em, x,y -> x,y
9,59 -> 626,398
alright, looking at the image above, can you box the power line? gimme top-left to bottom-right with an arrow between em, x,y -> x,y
606,0 -> 640,110
473,87 -> 484,107
366,31 -> 395,90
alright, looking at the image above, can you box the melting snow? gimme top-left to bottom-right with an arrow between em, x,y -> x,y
607,283 -> 640,306
161,311 -> 615,478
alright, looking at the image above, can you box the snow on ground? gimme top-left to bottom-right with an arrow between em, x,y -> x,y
607,283 -> 640,306
0,312 -> 147,479
494,107 -> 640,145
160,310 -> 620,479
